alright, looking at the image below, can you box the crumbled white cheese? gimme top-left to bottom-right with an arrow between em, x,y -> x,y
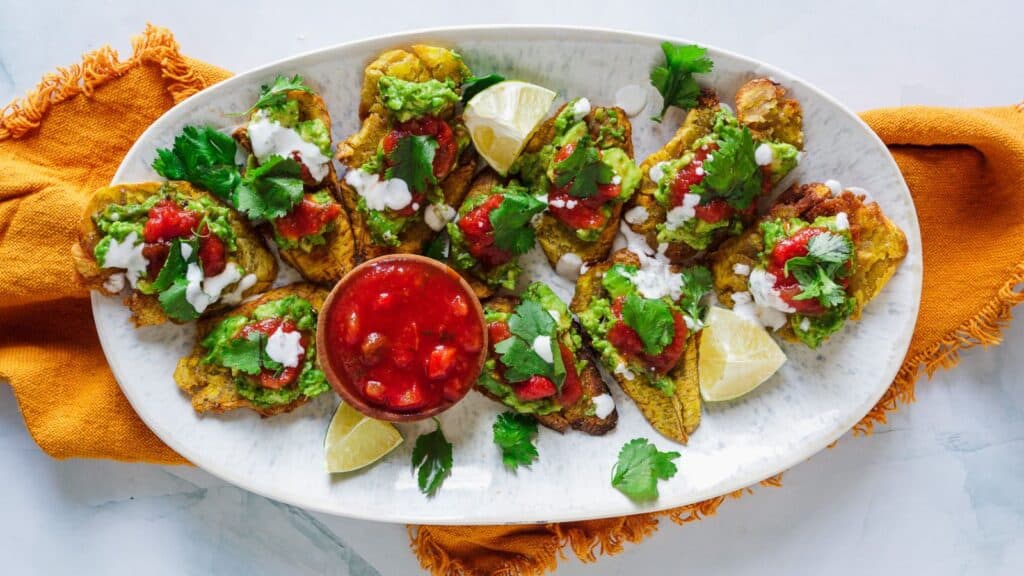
344,169 -> 412,212
731,268 -> 796,331
99,231 -> 148,288
556,253 -> 583,280
648,161 -> 670,185
614,363 -> 635,381
664,193 -> 701,230
824,179 -> 843,197
179,242 -> 193,261
247,110 -> 330,183
265,325 -> 305,368
732,262 -> 751,276
591,394 -> 616,419
424,203 -> 456,231
623,205 -> 649,225
532,335 -> 553,364
799,317 -> 812,332
835,211 -> 850,231
614,84 -> 647,117
755,143 -> 774,166
571,97 -> 591,121
102,273 -> 126,293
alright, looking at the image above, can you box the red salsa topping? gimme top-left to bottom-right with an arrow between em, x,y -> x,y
241,318 -> 305,390
767,226 -> 849,315
141,198 -> 225,277
547,142 -> 622,231
275,193 -> 342,241
457,195 -> 512,267
606,296 -> 688,374
381,116 -> 457,217
324,259 -> 485,413
486,320 -> 583,407
668,143 -> 760,224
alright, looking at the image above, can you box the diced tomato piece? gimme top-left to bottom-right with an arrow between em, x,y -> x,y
547,183 -> 609,231
363,379 -> 386,402
774,282 -> 827,316
143,199 -> 200,243
426,345 -> 457,379
240,318 -> 305,389
770,226 -> 827,271
669,144 -> 716,207
342,308 -> 361,346
259,367 -> 299,390
274,194 -> 342,241
442,379 -> 467,402
607,296 -> 645,356
457,194 -> 512,267
198,233 -> 226,276
392,322 -> 420,368
693,199 -> 735,223
142,242 -> 171,279
513,375 -> 558,401
382,116 -> 457,178
450,294 -> 469,317
488,321 -> 512,353
391,383 -> 427,410
360,332 -> 388,366
556,343 -> 583,407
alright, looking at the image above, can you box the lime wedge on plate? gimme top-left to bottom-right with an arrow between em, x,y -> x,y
464,80 -> 556,175
325,401 -> 403,473
699,307 -> 787,402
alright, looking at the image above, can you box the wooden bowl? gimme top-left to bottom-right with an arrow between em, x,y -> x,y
316,254 -> 487,422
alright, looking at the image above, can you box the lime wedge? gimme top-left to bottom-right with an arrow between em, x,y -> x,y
699,307 -> 787,402
324,402 -> 403,473
464,80 -> 556,175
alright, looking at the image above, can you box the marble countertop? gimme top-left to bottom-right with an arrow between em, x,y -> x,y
2,1 -> 1022,574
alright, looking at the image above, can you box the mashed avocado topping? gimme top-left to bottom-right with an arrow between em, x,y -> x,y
201,295 -> 329,407
378,76 -> 460,122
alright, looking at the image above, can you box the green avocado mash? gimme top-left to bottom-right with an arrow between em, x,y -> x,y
765,141 -> 799,184
656,216 -> 743,248
296,119 -> 332,156
201,295 -> 329,407
377,76 -> 460,122
264,99 -> 300,127
356,196 -> 407,248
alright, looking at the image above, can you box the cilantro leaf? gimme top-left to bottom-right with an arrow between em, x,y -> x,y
152,126 -> 241,199
158,277 -> 200,322
602,264 -> 638,298
411,419 -> 453,496
217,333 -> 265,375
233,155 -> 305,222
461,73 -> 505,103
425,229 -> 450,261
492,412 -> 539,470
621,294 -> 676,355
493,337 -> 553,383
678,266 -> 713,326
489,185 -> 546,254
691,123 -> 761,209
611,438 -> 681,502
386,135 -> 438,194
783,231 -> 854,308
649,42 -> 714,123
151,238 -> 194,293
508,299 -> 556,343
245,74 -> 313,115
553,136 -> 614,199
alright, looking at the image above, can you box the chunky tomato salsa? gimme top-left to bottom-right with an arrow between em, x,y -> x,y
323,258 -> 485,413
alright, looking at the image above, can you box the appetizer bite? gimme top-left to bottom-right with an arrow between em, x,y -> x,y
511,98 -> 642,273
710,182 -> 908,347
72,182 -> 277,326
447,170 -> 546,297
233,75 -> 355,283
175,284 -> 330,416
336,45 -> 477,259
572,249 -> 712,443
627,79 -> 803,262
480,283 -> 618,435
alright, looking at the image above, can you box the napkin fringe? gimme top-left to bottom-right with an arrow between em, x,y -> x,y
855,261 -> 1024,434
0,23 -> 205,140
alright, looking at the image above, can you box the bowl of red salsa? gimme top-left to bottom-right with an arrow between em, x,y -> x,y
317,254 -> 487,421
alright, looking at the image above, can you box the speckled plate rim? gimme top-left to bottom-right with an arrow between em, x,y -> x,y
95,25 -> 922,524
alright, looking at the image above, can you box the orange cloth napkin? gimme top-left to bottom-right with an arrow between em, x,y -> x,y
1,25 -> 1022,576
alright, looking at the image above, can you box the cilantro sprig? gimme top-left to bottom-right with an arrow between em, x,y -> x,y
611,438 -> 680,502
386,135 -> 438,194
649,42 -> 714,123
621,294 -> 675,355
243,74 -> 313,116
489,185 -> 546,254
412,418 -> 453,497
691,121 -> 761,209
494,300 -> 565,387
678,266 -> 713,326
233,155 -> 305,222
461,73 -> 505,103
152,126 -> 241,199
553,136 -> 614,199
784,231 -> 853,308
492,412 -> 539,471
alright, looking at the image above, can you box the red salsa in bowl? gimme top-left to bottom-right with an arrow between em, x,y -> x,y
317,255 -> 487,421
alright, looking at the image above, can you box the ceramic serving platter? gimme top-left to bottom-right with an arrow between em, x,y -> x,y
94,26 -> 922,524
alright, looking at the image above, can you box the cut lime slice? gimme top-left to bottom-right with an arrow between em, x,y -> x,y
699,307 -> 787,402
464,80 -> 556,175
324,402 -> 403,473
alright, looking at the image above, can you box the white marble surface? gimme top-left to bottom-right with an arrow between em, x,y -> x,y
1,0 -> 1021,573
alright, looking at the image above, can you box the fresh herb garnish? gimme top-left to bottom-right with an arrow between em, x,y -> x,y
678,266 -> 713,326
386,135 -> 438,194
158,278 -> 200,322
152,126 -> 241,199
784,231 -> 853,308
691,122 -> 761,209
233,155 -> 305,222
621,294 -> 676,355
411,418 -> 453,496
492,412 -> 539,470
553,136 -> 614,199
649,42 -> 714,123
489,185 -> 546,254
611,438 -> 680,502
494,300 -> 565,387
425,229 -> 450,261
243,74 -> 313,116
217,332 -> 284,375
461,73 -> 505,103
